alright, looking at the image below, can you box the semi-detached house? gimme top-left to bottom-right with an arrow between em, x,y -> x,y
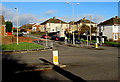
98,16 -> 120,41
40,17 -> 69,37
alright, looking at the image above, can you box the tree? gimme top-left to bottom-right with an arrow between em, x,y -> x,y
5,21 -> 13,32
79,24 -> 90,34
78,24 -> 97,34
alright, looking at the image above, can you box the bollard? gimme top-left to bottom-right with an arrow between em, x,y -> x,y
95,43 -> 98,48
65,36 -> 67,44
96,38 -> 99,43
53,50 -> 59,65
102,38 -> 104,43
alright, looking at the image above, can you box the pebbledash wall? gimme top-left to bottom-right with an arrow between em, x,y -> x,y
98,25 -> 120,41
41,23 -> 69,37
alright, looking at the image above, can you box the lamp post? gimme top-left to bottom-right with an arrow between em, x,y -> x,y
66,2 -> 80,45
86,29 -> 89,46
89,16 -> 92,41
46,31 -> 48,47
15,8 -> 19,45
45,24 -> 48,47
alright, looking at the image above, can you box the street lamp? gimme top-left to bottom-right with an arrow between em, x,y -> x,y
89,16 -> 92,41
14,8 -> 19,45
66,2 -> 80,45
46,31 -> 48,47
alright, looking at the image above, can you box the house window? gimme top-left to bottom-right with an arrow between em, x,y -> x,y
114,33 -> 118,40
52,29 -> 54,31
32,27 -> 36,31
113,25 -> 118,33
119,33 -> 120,38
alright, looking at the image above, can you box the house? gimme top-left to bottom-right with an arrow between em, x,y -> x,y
68,21 -> 77,33
0,15 -> 6,37
32,23 -> 41,32
98,16 -> 120,41
40,17 -> 69,37
75,17 -> 97,35
19,24 -> 34,32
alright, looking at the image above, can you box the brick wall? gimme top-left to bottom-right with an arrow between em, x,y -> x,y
0,25 -> 6,37
1,36 -> 33,44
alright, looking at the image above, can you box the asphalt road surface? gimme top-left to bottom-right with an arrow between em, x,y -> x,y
2,41 -> 119,81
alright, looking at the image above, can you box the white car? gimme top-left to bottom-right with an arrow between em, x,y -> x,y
22,31 -> 29,34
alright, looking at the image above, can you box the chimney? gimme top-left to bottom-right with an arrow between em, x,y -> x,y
115,16 -> 119,19
53,16 -> 56,19
83,17 -> 86,20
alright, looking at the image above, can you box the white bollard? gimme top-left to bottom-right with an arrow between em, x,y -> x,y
102,38 -> 104,43
96,38 -> 99,43
53,50 -> 59,65
65,36 -> 67,44
95,43 -> 98,48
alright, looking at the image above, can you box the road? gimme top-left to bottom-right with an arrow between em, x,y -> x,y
2,39 -> 119,81
2,34 -> 119,81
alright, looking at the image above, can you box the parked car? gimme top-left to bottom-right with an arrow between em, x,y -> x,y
51,36 -> 60,41
22,31 -> 29,35
41,35 -> 50,39
59,37 -> 65,42
14,33 -> 23,37
75,38 -> 81,44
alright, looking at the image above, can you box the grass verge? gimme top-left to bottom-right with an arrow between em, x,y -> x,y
1,42 -> 44,50
104,41 -> 120,47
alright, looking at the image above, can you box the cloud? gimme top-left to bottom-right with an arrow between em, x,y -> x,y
11,14 -> 49,26
44,10 -> 57,16
1,5 -> 47,26
58,14 -> 105,24
59,16 -> 81,22
1,4 -> 105,27
83,14 -> 105,23
1,5 -> 58,26
12,14 -> 37,26
1,4 -> 15,21
59,14 -> 105,24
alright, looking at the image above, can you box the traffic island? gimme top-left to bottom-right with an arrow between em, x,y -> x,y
94,48 -> 105,50
83,46 -> 105,50
15,63 -> 67,73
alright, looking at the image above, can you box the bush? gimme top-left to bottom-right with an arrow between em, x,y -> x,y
108,38 -> 113,42
104,41 -> 120,47
31,32 -> 46,36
